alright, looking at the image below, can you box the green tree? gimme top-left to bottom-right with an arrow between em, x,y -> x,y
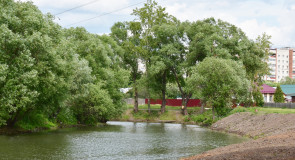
0,0 -> 127,127
111,21 -> 143,112
280,77 -> 295,85
274,85 -> 285,103
131,0 -> 178,113
64,27 -> 129,123
187,57 -> 250,120
179,18 -> 271,112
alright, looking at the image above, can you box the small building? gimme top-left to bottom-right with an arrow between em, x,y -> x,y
281,85 -> 295,103
260,84 -> 276,102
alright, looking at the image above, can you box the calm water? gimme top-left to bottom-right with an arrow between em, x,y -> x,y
0,122 -> 247,160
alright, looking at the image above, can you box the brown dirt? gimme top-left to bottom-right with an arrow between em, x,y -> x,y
212,112 -> 295,138
183,112 -> 295,160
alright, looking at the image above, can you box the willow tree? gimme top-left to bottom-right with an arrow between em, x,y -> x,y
0,0 -> 94,127
64,27 -> 129,123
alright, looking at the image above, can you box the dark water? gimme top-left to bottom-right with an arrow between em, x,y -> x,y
0,122 -> 247,160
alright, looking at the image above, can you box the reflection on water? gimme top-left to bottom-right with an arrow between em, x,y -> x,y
0,122 -> 247,160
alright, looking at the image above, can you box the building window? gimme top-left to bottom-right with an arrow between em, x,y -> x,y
278,65 -> 280,68
278,60 -> 280,62
283,71 -> 284,74
269,95 -> 273,102
264,95 -> 267,102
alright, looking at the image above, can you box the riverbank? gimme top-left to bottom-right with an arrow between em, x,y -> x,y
113,108 -> 188,123
183,112 -> 295,160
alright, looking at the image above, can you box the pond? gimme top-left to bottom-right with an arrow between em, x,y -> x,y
0,121 -> 247,160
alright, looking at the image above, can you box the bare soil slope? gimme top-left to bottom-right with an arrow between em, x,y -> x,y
212,112 -> 295,138
183,112 -> 295,160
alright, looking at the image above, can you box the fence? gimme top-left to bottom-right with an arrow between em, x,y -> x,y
125,98 -> 145,105
264,102 -> 295,109
145,99 -> 201,107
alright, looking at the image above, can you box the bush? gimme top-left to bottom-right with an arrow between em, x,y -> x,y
15,112 -> 56,130
190,110 -> 215,126
56,108 -> 77,125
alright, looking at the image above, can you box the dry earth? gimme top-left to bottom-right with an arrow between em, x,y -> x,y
183,112 -> 295,160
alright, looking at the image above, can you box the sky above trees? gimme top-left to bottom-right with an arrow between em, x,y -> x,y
19,0 -> 295,48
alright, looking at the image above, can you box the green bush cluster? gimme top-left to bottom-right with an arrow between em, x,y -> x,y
188,110 -> 215,126
0,0 -> 128,129
15,112 -> 56,130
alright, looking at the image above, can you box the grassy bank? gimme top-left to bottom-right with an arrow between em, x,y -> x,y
118,105 -> 295,126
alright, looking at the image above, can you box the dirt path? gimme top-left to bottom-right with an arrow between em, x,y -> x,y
183,112 -> 295,160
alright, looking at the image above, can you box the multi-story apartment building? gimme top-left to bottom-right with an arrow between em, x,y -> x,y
265,48 -> 295,82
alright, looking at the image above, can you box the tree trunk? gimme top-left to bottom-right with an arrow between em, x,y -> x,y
200,102 -> 205,114
212,106 -> 215,121
133,71 -> 138,113
161,70 -> 167,114
182,98 -> 188,115
182,94 -> 191,115
7,110 -> 20,128
148,98 -> 151,114
134,86 -> 139,113
146,60 -> 151,114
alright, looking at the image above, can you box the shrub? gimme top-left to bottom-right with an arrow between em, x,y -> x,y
16,112 -> 56,130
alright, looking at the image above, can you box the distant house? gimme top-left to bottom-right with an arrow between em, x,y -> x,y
281,85 -> 295,103
260,84 -> 276,102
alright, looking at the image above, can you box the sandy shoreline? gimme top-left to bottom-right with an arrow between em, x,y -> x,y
183,112 -> 295,160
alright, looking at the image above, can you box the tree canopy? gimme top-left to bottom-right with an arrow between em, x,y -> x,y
274,85 -> 285,103
187,57 -> 251,117
0,0 -> 128,127
0,0 -> 272,129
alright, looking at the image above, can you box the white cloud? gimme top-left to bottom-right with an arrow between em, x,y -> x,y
160,0 -> 295,47
17,0 -> 295,47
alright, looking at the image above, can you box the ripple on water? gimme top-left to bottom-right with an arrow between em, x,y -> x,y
0,121 -> 247,160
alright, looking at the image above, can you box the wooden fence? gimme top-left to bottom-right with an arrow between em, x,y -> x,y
264,102 -> 295,109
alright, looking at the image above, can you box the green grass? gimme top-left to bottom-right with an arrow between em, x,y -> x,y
229,106 -> 295,115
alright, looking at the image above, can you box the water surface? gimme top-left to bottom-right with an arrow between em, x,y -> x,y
0,121 -> 247,160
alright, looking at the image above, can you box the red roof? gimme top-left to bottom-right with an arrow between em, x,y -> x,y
260,84 -> 276,94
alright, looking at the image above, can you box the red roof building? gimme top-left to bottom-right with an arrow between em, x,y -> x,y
260,84 -> 276,102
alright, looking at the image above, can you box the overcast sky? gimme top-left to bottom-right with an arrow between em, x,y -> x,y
19,0 -> 295,48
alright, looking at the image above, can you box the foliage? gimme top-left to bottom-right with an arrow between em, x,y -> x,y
15,112 -> 56,130
187,57 -> 251,117
189,110 -> 216,126
253,86 -> 264,107
0,0 -> 128,129
274,85 -> 285,103
0,0 -> 272,129
264,81 -> 278,87
280,77 -> 295,85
